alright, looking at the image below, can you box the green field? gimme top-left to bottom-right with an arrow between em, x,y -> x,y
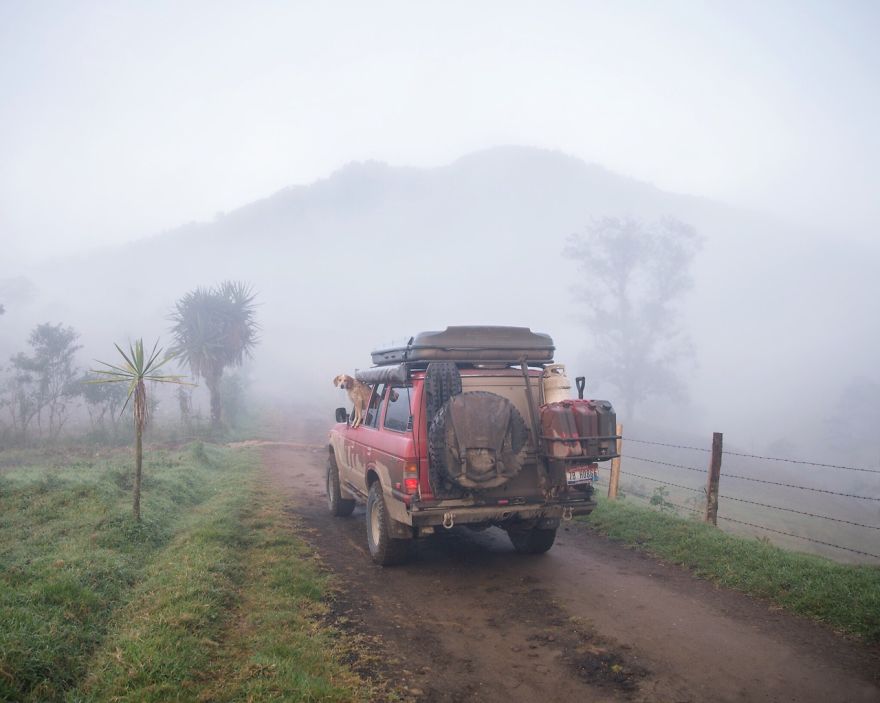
584,497 -> 880,642
0,443 -> 371,702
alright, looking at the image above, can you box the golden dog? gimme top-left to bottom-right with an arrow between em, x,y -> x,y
333,374 -> 372,428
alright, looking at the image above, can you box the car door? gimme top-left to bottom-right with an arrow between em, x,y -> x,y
342,384 -> 386,498
374,385 -> 417,497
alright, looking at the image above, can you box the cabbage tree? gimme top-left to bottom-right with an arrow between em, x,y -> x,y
90,339 -> 187,521
168,281 -> 258,428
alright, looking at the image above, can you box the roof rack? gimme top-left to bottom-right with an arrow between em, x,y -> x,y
370,326 -> 555,367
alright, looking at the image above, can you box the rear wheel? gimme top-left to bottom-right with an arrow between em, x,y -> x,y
327,454 -> 355,517
506,526 -> 557,554
366,482 -> 409,566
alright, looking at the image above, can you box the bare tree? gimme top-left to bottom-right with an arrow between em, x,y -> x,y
9,323 -> 82,440
4,364 -> 41,441
565,217 -> 702,418
80,371 -> 129,435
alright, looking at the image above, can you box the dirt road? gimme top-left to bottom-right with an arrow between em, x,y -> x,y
263,443 -> 880,703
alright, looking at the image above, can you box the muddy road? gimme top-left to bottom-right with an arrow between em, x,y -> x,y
263,444 -> 879,703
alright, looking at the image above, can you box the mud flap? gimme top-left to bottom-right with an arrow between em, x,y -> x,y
387,517 -> 415,540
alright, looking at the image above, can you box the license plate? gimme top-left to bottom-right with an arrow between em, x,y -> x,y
567,466 -> 599,485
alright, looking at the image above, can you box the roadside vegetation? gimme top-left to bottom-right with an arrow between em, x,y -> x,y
584,497 -> 880,642
0,442 -> 370,702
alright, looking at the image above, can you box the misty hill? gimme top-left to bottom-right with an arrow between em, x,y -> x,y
6,146 -> 878,458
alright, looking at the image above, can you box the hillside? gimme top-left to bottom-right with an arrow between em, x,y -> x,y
4,145 -> 878,458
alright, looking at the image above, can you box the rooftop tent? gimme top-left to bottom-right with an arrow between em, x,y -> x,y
370,326 -> 554,366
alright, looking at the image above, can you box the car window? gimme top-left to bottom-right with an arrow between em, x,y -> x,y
363,384 -> 386,428
383,386 -> 412,432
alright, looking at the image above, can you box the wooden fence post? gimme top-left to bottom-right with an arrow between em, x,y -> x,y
704,432 -> 723,525
608,423 -> 623,499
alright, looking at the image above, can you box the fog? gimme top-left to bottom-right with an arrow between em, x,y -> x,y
1,5 -> 878,476
3,1 -> 880,263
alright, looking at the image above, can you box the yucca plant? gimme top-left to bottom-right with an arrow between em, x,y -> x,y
90,339 -> 188,521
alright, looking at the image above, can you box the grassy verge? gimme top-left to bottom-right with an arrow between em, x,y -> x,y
71,448 -> 253,702
0,443 -> 226,701
583,498 -> 880,642
200,481 -> 373,702
0,442 -> 369,702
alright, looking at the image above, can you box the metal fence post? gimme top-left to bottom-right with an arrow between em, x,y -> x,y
608,423 -> 622,499
704,432 -> 723,525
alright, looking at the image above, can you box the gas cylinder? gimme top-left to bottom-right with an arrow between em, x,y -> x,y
542,364 -> 571,404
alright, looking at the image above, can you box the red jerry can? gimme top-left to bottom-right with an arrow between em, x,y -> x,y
539,401 -> 583,458
570,400 -> 600,458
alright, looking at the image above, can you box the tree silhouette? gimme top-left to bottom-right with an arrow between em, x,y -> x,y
9,323 -> 82,440
565,217 -> 702,418
169,281 -> 258,428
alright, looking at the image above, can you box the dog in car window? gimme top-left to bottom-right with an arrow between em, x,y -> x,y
333,374 -> 372,428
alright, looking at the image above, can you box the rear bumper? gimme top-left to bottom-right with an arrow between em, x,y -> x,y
409,499 -> 596,527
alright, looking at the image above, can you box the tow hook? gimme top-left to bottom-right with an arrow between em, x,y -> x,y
562,506 -> 573,521
442,512 -> 456,529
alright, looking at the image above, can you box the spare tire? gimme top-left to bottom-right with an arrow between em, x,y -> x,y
429,391 -> 528,491
424,362 -> 462,420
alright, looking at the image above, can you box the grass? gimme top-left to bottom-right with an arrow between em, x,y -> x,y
0,441 -> 368,702
198,482 -> 374,702
0,445 -> 213,701
583,497 -> 880,642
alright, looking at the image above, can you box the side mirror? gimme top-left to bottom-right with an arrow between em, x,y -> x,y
335,407 -> 349,424
575,376 -> 586,399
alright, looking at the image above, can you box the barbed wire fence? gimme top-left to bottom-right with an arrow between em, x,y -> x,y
592,428 -> 880,563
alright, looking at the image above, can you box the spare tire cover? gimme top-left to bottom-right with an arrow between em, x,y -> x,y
429,391 -> 528,490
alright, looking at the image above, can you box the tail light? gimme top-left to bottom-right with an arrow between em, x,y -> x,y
404,461 -> 419,495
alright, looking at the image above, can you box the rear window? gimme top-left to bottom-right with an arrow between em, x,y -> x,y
383,386 -> 412,432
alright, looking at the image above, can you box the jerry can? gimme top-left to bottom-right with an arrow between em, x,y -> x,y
539,401 -> 583,458
592,400 -> 617,456
571,400 -> 600,457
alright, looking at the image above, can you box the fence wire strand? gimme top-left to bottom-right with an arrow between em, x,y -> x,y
624,436 -> 880,474
718,494 -> 880,531
619,492 -> 697,515
627,455 -> 707,474
623,437 -> 710,452
720,450 -> 880,475
586,439 -> 879,559
618,470 -> 704,494
621,454 -> 880,500
722,471 -> 880,501
717,515 -> 880,559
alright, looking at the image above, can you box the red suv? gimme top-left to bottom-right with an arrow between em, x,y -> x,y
327,327 -> 618,565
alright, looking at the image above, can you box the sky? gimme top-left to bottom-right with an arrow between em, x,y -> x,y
1,0 -> 878,263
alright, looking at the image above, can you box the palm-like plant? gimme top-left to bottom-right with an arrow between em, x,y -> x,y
168,281 -> 258,428
90,339 -> 187,521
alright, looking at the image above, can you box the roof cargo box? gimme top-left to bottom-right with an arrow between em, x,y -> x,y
371,326 -> 554,366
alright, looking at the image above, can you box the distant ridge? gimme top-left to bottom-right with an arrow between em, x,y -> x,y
7,144 -> 876,457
